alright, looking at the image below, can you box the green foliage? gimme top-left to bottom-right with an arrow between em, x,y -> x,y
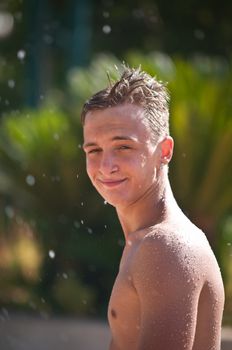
169,59 -> 232,225
0,103 -> 121,316
219,216 -> 232,324
52,275 -> 96,315
0,106 -> 85,215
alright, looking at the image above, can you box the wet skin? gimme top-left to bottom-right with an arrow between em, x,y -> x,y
83,104 -> 225,350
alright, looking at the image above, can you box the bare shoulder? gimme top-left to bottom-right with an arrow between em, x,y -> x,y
124,223 -> 224,350
131,222 -> 223,295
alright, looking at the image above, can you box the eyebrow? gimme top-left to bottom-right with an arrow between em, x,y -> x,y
83,135 -> 137,149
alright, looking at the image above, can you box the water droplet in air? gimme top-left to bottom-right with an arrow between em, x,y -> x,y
194,29 -> 205,40
62,273 -> 68,279
102,25 -> 111,34
17,49 -> 26,60
118,239 -> 124,247
87,227 -> 93,234
8,79 -> 15,88
5,206 -> 14,218
1,307 -> 9,320
74,221 -> 80,228
48,250 -> 55,259
81,220 -> 84,225
26,174 -> 35,186
53,133 -> 59,140
104,200 -> 107,205
43,34 -> 53,45
103,11 -> 110,18
0,12 -> 14,38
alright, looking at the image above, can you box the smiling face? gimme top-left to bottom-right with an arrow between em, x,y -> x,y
83,104 -> 165,209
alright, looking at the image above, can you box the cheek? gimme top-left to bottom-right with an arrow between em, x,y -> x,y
86,158 -> 96,179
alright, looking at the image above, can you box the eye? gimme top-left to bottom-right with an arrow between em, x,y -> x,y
118,145 -> 131,150
87,148 -> 102,154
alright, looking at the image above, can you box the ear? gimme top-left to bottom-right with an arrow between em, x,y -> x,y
160,136 -> 174,164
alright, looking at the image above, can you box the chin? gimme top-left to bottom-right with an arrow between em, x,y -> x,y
106,195 -> 135,209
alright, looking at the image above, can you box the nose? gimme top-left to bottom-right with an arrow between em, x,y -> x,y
99,151 -> 118,176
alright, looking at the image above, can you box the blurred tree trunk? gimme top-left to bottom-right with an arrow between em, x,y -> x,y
24,0 -> 49,107
70,0 -> 92,68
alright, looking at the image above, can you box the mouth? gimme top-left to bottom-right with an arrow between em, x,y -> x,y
98,178 -> 127,188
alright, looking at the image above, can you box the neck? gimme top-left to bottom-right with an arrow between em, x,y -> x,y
116,175 -> 180,241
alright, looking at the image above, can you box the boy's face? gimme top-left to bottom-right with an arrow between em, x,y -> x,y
83,103 -> 163,209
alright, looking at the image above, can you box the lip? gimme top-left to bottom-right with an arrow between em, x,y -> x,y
98,178 -> 127,188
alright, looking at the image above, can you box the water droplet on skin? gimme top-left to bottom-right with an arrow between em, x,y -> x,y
102,24 -> 111,34
127,240 -> 132,246
26,174 -> 35,186
48,250 -> 55,259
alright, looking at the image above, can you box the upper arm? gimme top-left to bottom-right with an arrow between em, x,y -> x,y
132,237 -> 201,350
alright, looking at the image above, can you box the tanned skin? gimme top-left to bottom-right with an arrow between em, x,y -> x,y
83,103 -> 225,350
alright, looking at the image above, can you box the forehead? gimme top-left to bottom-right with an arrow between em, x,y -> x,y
83,104 -> 151,141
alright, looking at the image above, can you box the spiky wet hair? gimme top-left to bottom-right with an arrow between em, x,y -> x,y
81,66 -> 170,141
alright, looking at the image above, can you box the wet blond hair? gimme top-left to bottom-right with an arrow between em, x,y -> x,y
81,66 -> 170,142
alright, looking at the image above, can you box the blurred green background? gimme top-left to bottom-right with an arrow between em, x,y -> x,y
0,0 -> 232,325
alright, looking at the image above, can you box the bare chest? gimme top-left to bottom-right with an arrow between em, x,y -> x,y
108,248 -> 141,347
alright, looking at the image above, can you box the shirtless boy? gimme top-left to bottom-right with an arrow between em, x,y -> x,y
81,67 -> 225,350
